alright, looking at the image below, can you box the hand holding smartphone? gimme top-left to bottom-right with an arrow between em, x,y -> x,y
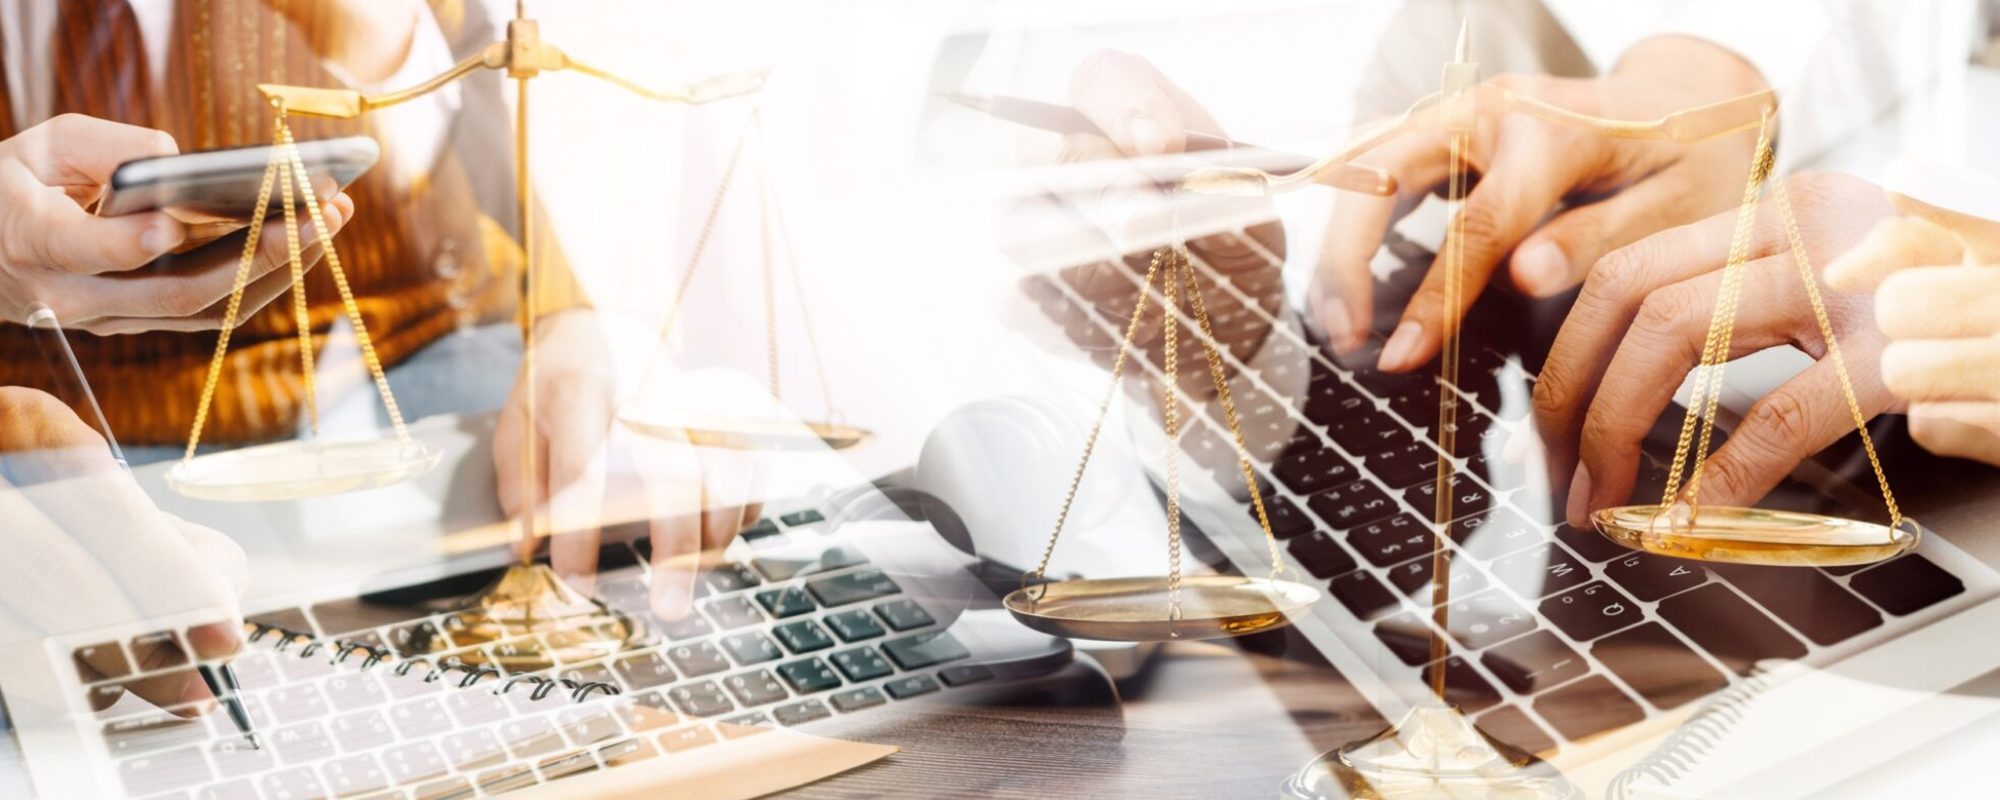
96,136 -> 379,248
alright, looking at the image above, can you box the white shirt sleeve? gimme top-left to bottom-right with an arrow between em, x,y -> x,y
318,8 -> 461,189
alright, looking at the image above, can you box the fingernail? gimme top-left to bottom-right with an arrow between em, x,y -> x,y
1515,240 -> 1570,296
1378,320 -> 1425,372
140,224 -> 179,254
1130,115 -> 1171,156
1565,463 -> 1594,527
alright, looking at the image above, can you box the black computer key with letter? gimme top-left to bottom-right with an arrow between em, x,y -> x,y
1329,570 -> 1400,621
1592,622 -> 1727,711
1605,553 -> 1707,602
1288,531 -> 1359,579
1386,552 -> 1488,599
1308,479 -> 1399,530
1443,591 -> 1536,650
1707,564 -> 1882,646
1552,523 -> 1629,562
1273,445 -> 1363,495
882,632 -> 971,670
1539,581 -> 1642,641
1346,513 -> 1431,567
1405,475 -> 1493,526
1532,675 -> 1645,742
1373,614 -> 1439,666
1322,398 -> 1387,449
1490,543 -> 1590,599
1476,706 -> 1556,756
722,670 -> 790,708
1255,496 -> 1315,539
1847,554 -> 1965,616
1361,439 -> 1441,490
1419,656 -> 1501,713
668,681 -> 736,718
1482,630 -> 1587,696
1656,584 -> 1806,673
1449,507 -> 1544,562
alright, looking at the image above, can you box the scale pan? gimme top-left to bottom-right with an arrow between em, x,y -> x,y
1593,505 -> 1918,567
619,414 -> 871,451
1003,575 -> 1320,642
167,437 -> 440,502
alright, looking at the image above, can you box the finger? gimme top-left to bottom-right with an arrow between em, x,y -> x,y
1308,127 -> 1454,354
696,448 -> 763,551
1908,402 -> 2000,466
1822,216 -> 1966,292
547,400 -> 612,596
16,114 -> 179,188
1691,357 -> 1893,508
1566,264 -> 1804,525
1874,266 -> 2000,339
1069,50 -> 1206,156
1882,338 -> 2000,402
492,378 -> 543,563
1890,192 -> 2000,263
1381,139 -> 1581,372
1512,176 -> 1695,298
0,160 -> 186,276
78,225 -> 332,336
645,468 -> 705,621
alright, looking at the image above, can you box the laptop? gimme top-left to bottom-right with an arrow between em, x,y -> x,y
0,414 -> 1072,798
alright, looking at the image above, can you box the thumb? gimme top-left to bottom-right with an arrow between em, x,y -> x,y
1511,178 -> 1682,298
1822,216 -> 1964,293
1069,50 -> 1190,157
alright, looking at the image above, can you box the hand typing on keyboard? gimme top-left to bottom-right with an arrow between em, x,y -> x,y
0,387 -> 246,715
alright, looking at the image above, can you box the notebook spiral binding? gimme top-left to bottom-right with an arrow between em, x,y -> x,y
1605,664 -> 1780,799
243,622 -> 621,703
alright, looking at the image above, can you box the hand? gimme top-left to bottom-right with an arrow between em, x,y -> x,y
1317,35 -> 1768,369
1533,173 -> 1898,526
0,387 -> 247,716
0,115 -> 354,334
493,311 -> 761,620
1825,194 -> 2000,466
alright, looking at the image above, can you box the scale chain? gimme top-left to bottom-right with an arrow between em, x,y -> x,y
1161,248 -> 1185,628
183,117 -> 285,461
277,131 -> 317,436
1177,249 -> 1287,581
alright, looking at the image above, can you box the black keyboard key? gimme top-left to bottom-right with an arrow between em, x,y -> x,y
1476,706 -> 1556,757
751,556 -> 814,583
1540,582 -> 1642,641
939,664 -> 996,687
874,599 -> 935,631
1449,508 -> 1544,561
829,648 -> 893,682
1327,408 -> 1404,452
1708,564 -> 1882,646
1289,531 -> 1359,579
1346,513 -> 1431,567
772,620 -> 836,653
739,519 -> 783,542
776,658 -> 843,694
1307,480 -> 1399,530
881,632 -> 970,670
1553,523 -> 1629,562
829,687 -> 887,712
1329,571 -> 1400,621
1490,543 -> 1591,599
824,609 -> 886,642
1532,675 -> 1644,741
722,670 -> 790,706
1593,622 -> 1727,711
1360,439 -> 1440,490
703,596 -> 765,630
780,509 -> 825,527
1849,554 -> 1965,616
1386,552 -> 1488,599
1606,553 -> 1707,602
1481,630 -> 1586,695
666,641 -> 731,677
612,651 -> 676,690
717,632 -> 783,665
1420,656 -> 1500,713
883,675 -> 940,699
1405,476 -> 1494,525
1656,584 -> 1807,673
650,610 -> 715,641
1443,591 -> 1536,650
773,699 -> 833,726
1257,496 -> 1315,539
806,570 -> 901,608
703,564 -> 762,594
811,544 -> 871,573
1273,446 -> 1362,495
667,682 -> 734,717
1373,614 -> 1438,666
753,587 -> 817,619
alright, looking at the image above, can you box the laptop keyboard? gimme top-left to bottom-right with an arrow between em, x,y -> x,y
1028,229 -> 1970,754
70,510 -> 988,798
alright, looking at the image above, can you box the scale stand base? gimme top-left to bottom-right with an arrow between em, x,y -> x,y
434,563 -> 642,671
1282,705 -> 1579,800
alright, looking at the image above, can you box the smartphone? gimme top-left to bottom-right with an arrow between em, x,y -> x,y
96,136 -> 380,220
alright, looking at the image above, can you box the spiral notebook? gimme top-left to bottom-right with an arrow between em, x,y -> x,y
91,621 -> 895,799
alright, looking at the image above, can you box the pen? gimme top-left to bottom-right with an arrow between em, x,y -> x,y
23,304 -> 260,750
938,91 -> 1392,194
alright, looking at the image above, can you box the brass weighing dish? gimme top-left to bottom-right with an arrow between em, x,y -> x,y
1004,575 -> 1320,642
620,416 -> 871,451
1593,505 -> 1919,567
167,438 -> 441,502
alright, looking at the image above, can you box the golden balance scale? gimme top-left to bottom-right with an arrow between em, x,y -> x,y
1007,20 -> 1918,799
179,2 -> 860,670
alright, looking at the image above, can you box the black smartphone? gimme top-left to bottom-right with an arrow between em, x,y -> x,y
96,136 -> 379,220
